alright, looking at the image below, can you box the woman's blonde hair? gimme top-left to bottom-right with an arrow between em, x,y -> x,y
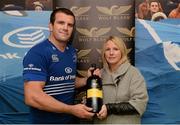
102,36 -> 129,68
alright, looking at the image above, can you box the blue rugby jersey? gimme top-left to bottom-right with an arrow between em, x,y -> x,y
23,39 -> 77,123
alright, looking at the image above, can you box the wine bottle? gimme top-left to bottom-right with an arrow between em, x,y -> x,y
86,64 -> 103,113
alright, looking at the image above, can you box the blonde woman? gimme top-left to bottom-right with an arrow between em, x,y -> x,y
94,36 -> 148,124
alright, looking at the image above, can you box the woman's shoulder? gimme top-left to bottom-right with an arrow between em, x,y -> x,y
127,64 -> 142,75
127,65 -> 145,81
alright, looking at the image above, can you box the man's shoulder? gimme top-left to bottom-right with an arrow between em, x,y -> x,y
67,44 -> 77,52
33,39 -> 49,48
30,39 -> 50,51
24,40 -> 51,59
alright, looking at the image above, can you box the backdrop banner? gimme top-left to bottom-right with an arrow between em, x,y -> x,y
0,11 -> 50,123
135,19 -> 180,124
55,0 -> 135,76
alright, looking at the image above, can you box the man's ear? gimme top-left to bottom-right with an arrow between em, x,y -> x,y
48,23 -> 53,32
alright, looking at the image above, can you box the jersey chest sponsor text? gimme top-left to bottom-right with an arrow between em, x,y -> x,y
49,75 -> 76,81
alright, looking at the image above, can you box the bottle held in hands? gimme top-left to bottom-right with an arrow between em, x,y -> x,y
86,64 -> 103,113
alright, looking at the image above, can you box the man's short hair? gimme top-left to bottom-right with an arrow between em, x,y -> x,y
50,8 -> 75,25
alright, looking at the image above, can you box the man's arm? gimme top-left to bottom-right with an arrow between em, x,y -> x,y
24,81 -> 94,119
75,77 -> 87,88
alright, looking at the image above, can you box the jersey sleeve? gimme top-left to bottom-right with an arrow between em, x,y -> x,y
23,49 -> 48,82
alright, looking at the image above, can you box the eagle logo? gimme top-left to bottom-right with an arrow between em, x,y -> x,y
76,27 -> 111,37
96,5 -> 132,15
71,6 -> 91,16
116,27 -> 135,37
77,49 -> 91,58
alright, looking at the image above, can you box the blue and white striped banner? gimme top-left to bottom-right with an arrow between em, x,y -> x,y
135,19 -> 180,124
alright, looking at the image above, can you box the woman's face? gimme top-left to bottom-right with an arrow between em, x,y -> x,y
104,40 -> 122,66
150,2 -> 159,13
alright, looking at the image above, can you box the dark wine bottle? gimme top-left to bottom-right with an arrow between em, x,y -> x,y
86,64 -> 103,113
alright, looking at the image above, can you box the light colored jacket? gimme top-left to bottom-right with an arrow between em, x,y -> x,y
94,61 -> 148,124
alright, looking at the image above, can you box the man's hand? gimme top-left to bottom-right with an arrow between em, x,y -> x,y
70,104 -> 95,119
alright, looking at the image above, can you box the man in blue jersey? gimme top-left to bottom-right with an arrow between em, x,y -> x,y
23,8 -> 95,124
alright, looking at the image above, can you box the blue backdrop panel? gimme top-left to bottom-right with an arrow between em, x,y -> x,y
135,19 -> 180,124
0,11 -> 51,123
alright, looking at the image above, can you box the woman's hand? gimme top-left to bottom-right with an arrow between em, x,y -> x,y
96,104 -> 107,120
87,67 -> 101,78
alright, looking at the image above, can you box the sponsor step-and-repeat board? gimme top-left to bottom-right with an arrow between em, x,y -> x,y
55,0 -> 135,76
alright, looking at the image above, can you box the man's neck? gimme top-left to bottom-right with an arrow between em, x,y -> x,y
48,37 -> 67,52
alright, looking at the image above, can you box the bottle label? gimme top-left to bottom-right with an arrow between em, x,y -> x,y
87,88 -> 102,98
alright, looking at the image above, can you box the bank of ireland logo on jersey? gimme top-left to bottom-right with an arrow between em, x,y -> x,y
65,67 -> 72,74
3,26 -> 49,48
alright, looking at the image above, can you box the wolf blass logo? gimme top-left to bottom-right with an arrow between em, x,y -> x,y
78,36 -> 106,43
76,27 -> 110,43
96,5 -> 132,20
98,15 -> 130,20
77,49 -> 91,63
70,6 -> 91,21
